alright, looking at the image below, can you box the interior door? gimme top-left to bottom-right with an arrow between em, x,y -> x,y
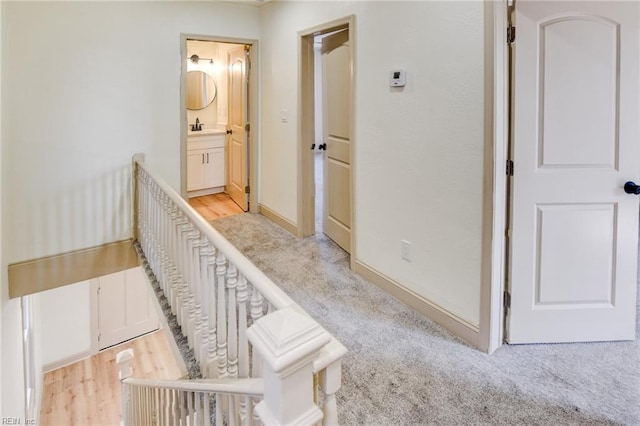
321,29 -> 352,253
508,1 -> 639,343
98,267 -> 158,350
227,45 -> 249,211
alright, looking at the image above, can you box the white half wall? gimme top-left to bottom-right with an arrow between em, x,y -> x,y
259,1 -> 485,326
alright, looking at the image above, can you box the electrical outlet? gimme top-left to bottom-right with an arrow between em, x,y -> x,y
401,240 -> 412,262
280,110 -> 288,123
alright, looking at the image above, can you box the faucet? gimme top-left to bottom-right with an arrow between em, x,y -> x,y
191,118 -> 202,131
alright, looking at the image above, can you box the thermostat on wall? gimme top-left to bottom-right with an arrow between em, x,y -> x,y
390,70 -> 406,87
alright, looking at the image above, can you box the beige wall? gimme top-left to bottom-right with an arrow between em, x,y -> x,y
186,40 -> 219,131
259,1 -> 486,326
1,0 -> 260,416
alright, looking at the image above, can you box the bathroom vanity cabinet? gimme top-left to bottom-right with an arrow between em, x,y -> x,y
187,130 -> 225,196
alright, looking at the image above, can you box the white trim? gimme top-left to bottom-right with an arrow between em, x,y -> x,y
483,0 -> 509,354
187,186 -> 225,199
259,203 -> 299,236
355,261 -> 480,348
42,349 -> 96,374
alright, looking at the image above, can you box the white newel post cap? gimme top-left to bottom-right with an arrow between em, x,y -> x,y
247,306 -> 331,426
116,349 -> 134,381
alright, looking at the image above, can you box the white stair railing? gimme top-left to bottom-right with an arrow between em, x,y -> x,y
128,154 -> 347,425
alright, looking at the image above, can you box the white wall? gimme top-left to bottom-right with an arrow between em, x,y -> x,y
2,0 -> 260,416
186,40 -> 219,131
40,281 -> 91,367
3,1 -> 260,263
259,1 -> 485,326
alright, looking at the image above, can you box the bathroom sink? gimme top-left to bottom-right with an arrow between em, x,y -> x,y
188,128 -> 226,136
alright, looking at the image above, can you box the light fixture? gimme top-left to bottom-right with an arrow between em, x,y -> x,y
189,54 -> 214,65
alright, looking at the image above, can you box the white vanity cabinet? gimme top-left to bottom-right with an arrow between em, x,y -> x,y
187,131 -> 226,196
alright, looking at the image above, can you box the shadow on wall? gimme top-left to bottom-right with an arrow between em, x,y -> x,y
15,165 -> 133,262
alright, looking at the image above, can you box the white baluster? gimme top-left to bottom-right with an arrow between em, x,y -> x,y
227,264 -> 238,378
207,246 -> 218,379
319,360 -> 342,426
215,394 -> 223,426
237,275 -> 249,423
168,206 -> 181,316
183,224 -> 197,348
191,230 -> 203,363
199,239 -> 212,375
116,349 -> 134,426
250,287 -> 264,378
216,252 -> 228,378
178,219 -> 191,335
204,393 -> 211,426
237,275 -> 249,379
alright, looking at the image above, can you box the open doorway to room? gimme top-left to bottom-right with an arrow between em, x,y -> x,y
299,17 -> 355,265
180,35 -> 259,222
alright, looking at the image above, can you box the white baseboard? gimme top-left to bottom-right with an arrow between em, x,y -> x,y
188,186 -> 224,198
355,260 -> 480,348
43,348 -> 96,373
258,204 -> 298,236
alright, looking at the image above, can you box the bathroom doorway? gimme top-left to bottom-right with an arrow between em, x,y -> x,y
179,35 -> 258,215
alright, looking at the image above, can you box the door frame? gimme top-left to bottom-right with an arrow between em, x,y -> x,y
298,16 -> 356,268
480,0 -> 510,354
179,34 -> 259,214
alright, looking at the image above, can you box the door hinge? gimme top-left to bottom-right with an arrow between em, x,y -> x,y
245,123 -> 251,132
503,291 -> 511,309
507,25 -> 516,44
506,160 -> 514,176
244,185 -> 250,194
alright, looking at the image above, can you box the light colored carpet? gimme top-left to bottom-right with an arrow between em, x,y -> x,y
210,213 -> 639,426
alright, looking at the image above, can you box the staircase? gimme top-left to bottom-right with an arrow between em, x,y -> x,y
115,154 -> 347,425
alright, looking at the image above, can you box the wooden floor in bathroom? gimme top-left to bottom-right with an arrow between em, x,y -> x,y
189,193 -> 244,222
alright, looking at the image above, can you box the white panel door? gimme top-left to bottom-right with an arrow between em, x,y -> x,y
98,267 -> 158,350
227,45 -> 249,211
508,1 -> 640,343
322,29 -> 352,253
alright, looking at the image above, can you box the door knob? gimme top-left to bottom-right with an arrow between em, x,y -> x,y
311,143 -> 315,150
226,129 -> 233,135
319,143 -> 327,150
624,181 -> 640,194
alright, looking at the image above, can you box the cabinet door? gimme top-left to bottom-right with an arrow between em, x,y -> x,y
187,150 -> 205,191
204,148 -> 225,188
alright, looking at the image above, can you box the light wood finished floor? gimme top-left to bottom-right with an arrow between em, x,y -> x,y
189,193 -> 244,221
40,330 -> 183,426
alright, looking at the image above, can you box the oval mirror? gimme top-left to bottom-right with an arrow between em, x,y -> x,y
186,71 -> 217,110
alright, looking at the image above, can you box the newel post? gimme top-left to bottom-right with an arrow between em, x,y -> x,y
116,349 -> 134,426
247,306 -> 331,426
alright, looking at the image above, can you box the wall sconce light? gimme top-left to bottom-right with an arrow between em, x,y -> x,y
189,54 -> 214,65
